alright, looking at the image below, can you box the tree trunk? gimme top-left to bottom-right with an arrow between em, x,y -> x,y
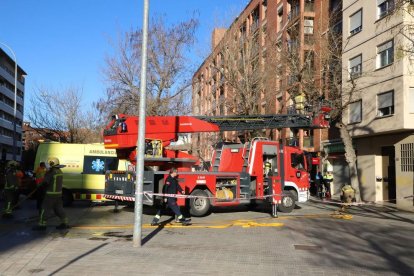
336,122 -> 361,202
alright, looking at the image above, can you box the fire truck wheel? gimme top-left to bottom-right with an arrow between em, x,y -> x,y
189,189 -> 211,217
278,192 -> 295,213
62,189 -> 73,207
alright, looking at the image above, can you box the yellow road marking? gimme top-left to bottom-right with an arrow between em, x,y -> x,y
72,219 -> 284,230
71,213 -> 352,230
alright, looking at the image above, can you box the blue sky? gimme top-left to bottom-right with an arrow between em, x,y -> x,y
0,0 -> 248,117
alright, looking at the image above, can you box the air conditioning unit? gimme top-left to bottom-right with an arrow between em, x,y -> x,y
304,19 -> 314,34
304,27 -> 313,34
304,19 -> 314,26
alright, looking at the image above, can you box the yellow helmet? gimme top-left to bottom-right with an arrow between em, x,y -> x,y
47,157 -> 60,167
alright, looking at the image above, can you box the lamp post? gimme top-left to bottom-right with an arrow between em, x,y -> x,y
0,42 -> 18,161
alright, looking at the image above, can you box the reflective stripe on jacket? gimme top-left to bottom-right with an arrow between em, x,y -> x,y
4,169 -> 19,190
44,167 -> 64,195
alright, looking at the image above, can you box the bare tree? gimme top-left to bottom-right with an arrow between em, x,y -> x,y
213,27 -> 273,116
27,86 -> 101,143
384,1 -> 414,60
97,15 -> 199,119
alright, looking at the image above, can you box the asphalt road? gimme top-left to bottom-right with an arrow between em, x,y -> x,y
0,196 -> 413,275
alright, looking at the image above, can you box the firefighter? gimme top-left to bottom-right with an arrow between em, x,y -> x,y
34,162 -> 47,214
294,93 -> 306,114
120,120 -> 127,133
1,161 -> 21,218
323,170 -> 333,199
264,160 -> 272,177
145,140 -> 153,156
33,157 -> 69,231
314,167 -> 323,198
340,184 -> 355,212
151,168 -> 191,226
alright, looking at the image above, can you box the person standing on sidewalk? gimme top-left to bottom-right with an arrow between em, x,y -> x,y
33,157 -> 69,231
151,168 -> 190,226
323,170 -> 333,199
2,161 -> 21,218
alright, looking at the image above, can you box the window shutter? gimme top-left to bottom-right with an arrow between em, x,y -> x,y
350,10 -> 362,31
378,40 -> 393,53
349,55 -> 362,68
378,91 -> 393,108
349,101 -> 361,123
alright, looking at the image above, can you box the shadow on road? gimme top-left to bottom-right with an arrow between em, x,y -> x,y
48,242 -> 108,275
309,197 -> 414,225
142,217 -> 174,246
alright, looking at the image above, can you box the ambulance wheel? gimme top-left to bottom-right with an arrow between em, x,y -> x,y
189,189 -> 210,217
62,189 -> 73,207
278,192 -> 295,213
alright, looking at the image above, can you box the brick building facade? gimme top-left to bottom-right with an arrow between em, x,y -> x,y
192,0 -> 338,159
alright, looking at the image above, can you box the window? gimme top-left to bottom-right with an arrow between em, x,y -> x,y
349,9 -> 362,35
377,90 -> 394,117
349,101 -> 362,123
83,156 -> 119,175
377,40 -> 394,68
377,0 -> 395,19
277,5 -> 283,31
410,87 -> 414,113
401,143 -> 414,172
349,54 -> 362,78
304,17 -> 314,34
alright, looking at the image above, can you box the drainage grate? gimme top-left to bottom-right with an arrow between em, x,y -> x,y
294,244 -> 322,251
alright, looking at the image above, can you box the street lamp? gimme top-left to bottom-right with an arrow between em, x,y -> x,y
0,42 -> 18,161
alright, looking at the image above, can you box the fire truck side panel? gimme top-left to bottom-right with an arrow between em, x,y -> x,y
175,172 -> 242,207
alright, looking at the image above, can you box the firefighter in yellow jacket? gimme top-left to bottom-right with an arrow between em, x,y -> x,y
2,161 -> 22,218
294,93 -> 306,114
33,157 -> 69,230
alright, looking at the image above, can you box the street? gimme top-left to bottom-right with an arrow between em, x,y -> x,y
0,197 -> 413,275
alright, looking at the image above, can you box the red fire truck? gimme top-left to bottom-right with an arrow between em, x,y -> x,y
103,102 -> 331,217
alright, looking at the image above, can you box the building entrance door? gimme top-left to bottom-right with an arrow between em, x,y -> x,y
381,146 -> 396,203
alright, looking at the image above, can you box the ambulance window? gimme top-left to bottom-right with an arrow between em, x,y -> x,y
106,158 -> 119,170
83,156 -> 119,174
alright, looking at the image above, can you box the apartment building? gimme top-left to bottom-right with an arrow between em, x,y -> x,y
342,0 -> 414,211
0,47 -> 26,162
192,0 -> 336,160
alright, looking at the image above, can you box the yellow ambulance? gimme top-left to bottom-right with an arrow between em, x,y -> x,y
34,142 -> 128,206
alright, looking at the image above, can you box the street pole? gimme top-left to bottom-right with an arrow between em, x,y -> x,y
133,0 -> 149,248
0,43 -> 18,161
